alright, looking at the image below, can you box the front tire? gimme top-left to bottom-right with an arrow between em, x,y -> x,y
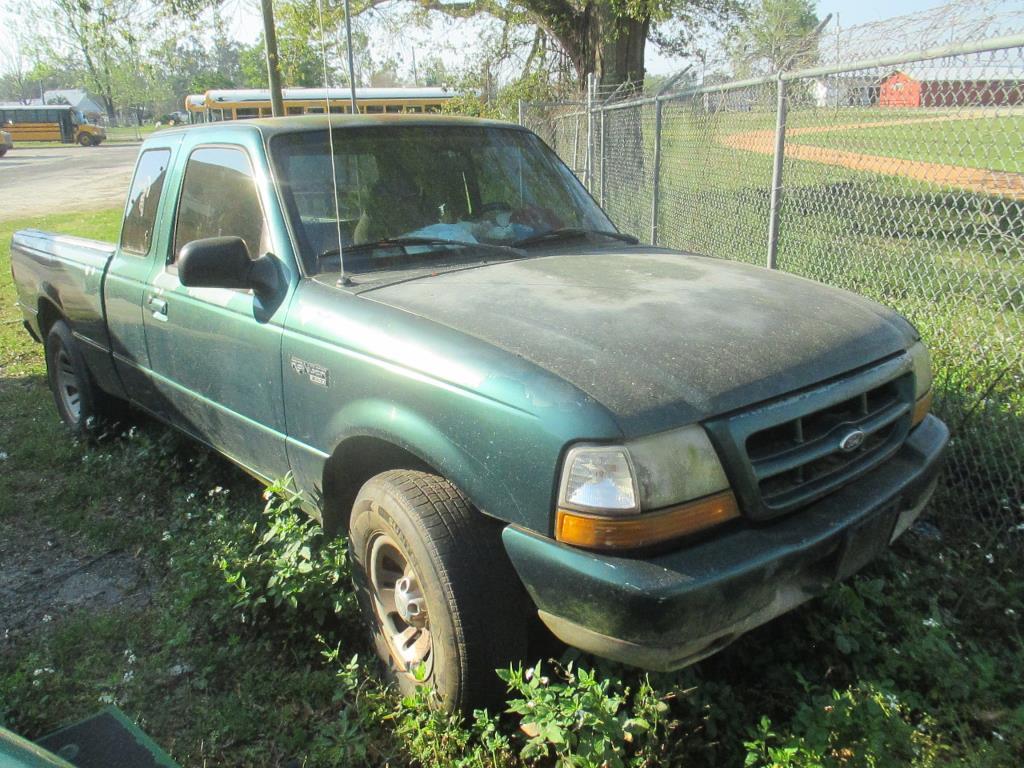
350,470 -> 529,713
77,133 -> 94,147
45,321 -> 122,437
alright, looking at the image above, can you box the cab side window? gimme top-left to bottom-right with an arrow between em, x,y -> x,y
120,149 -> 171,256
173,146 -> 269,263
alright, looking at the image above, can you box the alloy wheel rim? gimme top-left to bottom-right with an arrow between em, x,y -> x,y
55,347 -> 82,422
368,534 -> 433,680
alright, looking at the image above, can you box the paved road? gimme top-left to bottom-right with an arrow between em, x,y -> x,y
0,144 -> 140,222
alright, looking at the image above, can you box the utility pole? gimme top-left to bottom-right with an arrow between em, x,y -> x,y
344,0 -> 358,113
260,0 -> 285,117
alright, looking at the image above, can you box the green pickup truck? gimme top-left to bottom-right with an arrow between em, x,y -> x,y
11,115 -> 947,712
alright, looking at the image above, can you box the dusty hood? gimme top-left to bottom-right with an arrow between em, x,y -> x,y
361,249 -> 916,436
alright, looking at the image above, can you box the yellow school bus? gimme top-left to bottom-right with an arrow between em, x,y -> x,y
0,105 -> 106,146
184,87 -> 456,122
184,94 -> 208,122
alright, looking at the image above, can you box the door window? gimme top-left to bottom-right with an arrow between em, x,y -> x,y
121,149 -> 171,256
172,146 -> 270,263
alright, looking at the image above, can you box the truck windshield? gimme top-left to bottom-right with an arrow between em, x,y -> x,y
270,125 -> 615,277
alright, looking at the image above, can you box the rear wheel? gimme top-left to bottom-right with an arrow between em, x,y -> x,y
349,470 -> 529,713
45,321 -> 123,437
0,148 -> 7,157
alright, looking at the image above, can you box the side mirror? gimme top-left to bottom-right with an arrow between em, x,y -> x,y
177,236 -> 278,296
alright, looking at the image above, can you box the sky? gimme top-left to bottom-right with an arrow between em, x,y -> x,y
0,0 -> 1014,81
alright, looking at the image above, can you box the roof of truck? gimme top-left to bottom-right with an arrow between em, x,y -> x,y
160,114 -> 525,138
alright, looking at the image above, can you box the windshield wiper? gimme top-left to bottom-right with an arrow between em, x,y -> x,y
319,236 -> 524,261
512,228 -> 639,248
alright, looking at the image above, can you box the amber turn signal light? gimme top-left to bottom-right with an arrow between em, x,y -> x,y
555,490 -> 740,550
912,389 -> 932,427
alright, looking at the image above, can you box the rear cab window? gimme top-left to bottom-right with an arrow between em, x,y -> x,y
120,149 -> 172,256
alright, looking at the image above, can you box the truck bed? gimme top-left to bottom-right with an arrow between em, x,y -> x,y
11,228 -> 117,389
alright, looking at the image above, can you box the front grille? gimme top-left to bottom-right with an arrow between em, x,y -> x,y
704,355 -> 916,521
747,377 -> 909,509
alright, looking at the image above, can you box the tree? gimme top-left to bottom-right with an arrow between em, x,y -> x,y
237,0 -> 388,89
727,0 -> 818,76
41,0 -> 151,119
161,0 -> 741,93
416,0 -> 741,91
417,54 -> 453,87
0,32 -> 39,104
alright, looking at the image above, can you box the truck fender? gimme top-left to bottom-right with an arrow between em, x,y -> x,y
318,398 -> 521,536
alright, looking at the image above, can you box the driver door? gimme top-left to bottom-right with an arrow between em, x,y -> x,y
142,143 -> 290,480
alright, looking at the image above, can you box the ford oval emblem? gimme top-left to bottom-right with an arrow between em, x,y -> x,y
839,429 -> 866,452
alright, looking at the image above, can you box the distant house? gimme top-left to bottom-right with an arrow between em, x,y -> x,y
43,89 -> 106,120
812,76 -> 878,107
878,71 -> 1024,107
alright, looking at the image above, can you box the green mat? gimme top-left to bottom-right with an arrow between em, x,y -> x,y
35,706 -> 177,768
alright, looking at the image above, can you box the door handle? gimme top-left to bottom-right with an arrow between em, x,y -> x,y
147,296 -> 168,321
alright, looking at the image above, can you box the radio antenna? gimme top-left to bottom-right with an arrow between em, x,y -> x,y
316,0 -> 346,281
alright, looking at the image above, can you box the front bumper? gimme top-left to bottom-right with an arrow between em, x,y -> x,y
503,415 -> 948,671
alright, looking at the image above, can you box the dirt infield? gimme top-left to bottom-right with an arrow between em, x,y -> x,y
721,116 -> 1024,200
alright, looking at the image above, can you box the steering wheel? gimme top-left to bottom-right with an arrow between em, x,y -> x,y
479,201 -> 512,216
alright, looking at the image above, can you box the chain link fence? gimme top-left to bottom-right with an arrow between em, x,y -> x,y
522,0 -> 1024,536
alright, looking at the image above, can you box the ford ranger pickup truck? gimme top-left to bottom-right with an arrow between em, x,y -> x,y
11,116 -> 948,712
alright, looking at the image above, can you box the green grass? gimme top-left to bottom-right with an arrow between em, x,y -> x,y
789,115 -> 1024,174
2,209 -> 1024,766
104,125 -> 161,142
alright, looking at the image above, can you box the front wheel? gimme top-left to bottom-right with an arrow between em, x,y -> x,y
350,470 -> 529,713
77,133 -> 94,147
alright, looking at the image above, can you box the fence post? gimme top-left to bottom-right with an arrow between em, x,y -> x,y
599,107 -> 607,209
517,99 -> 524,126
650,98 -> 664,245
766,74 -> 788,270
586,73 -> 595,190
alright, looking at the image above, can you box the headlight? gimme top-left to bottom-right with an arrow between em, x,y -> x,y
908,341 -> 933,427
555,428 -> 739,550
909,341 -> 932,399
558,445 -> 638,513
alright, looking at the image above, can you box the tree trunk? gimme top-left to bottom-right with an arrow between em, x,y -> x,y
587,4 -> 648,92
553,1 -> 649,93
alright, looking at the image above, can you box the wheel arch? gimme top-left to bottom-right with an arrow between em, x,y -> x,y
316,399 -> 523,537
36,296 -> 65,339
320,434 -> 436,536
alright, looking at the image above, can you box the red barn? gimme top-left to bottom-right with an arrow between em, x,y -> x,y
879,71 -> 922,107
878,70 -> 1024,108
